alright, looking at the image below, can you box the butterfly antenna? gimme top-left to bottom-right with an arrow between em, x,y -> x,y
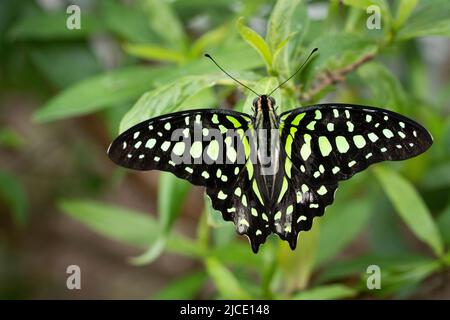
267,48 -> 318,96
204,53 -> 261,97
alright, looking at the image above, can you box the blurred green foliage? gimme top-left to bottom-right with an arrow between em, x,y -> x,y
1,0 -> 450,299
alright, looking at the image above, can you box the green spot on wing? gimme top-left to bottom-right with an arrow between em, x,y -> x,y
318,136 -> 332,157
292,113 -> 305,126
252,180 -> 264,205
277,178 -> 289,203
286,135 -> 293,157
226,115 -> 241,128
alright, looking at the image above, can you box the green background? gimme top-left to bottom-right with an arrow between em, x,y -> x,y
1,0 -> 450,299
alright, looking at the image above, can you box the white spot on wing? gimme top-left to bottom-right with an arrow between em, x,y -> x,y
161,141 -> 171,151
327,123 -> 334,131
383,129 -> 394,138
368,133 -> 379,142
345,110 -> 350,119
201,171 -> 209,179
146,139 -> 156,149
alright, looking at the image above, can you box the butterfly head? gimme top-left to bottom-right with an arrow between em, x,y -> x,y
253,95 -> 276,112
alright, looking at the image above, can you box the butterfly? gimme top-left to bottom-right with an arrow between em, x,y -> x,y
108,49 -> 433,253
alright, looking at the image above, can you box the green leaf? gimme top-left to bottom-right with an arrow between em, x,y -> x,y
0,128 -> 24,149
397,0 -> 450,39
309,34 -> 378,73
345,7 -> 365,32
374,166 -> 444,257
422,163 -> 450,190
204,257 -> 252,299
278,221 -> 320,292
317,253 -> 432,283
443,251 -> 450,266
394,0 -> 418,30
236,17 -> 272,72
302,33 -> 378,99
190,23 -> 230,58
35,42 -> 264,123
130,237 -> 167,265
101,0 -> 159,43
34,66 -> 166,123
292,284 -> 357,300
139,0 -> 187,51
211,242 -> 264,269
266,0 -> 305,76
158,172 -> 191,234
0,170 -> 28,226
437,205 -> 450,246
357,62 -> 408,111
59,199 -> 201,258
315,199 -> 372,266
342,0 -> 390,18
266,0 -> 302,53
153,271 -> 208,299
119,74 -> 220,132
29,43 -> 101,88
123,43 -> 186,64
364,259 -> 441,295
8,11 -> 101,40
368,196 -> 411,255
59,199 -> 160,247
271,31 -> 299,75
132,172 -> 191,265
180,87 -> 218,110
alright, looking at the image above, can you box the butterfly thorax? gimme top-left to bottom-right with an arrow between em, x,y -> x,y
253,95 -> 281,205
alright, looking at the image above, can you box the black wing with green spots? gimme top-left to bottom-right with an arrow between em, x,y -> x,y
108,109 -> 272,252
273,104 -> 432,250
108,104 -> 432,253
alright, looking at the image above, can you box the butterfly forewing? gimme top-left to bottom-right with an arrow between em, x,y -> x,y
279,104 -> 433,184
108,109 -> 251,187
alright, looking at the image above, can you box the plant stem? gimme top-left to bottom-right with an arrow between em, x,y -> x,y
300,51 -> 377,101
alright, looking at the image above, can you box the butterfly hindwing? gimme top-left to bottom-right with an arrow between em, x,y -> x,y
206,161 -> 272,253
265,137 -> 338,250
